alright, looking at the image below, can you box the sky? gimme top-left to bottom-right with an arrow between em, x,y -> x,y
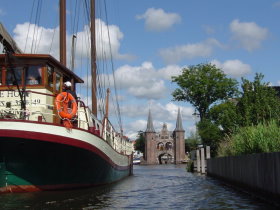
1,0 -> 280,139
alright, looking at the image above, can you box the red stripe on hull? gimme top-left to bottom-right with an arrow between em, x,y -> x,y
0,183 -> 97,193
0,176 -> 129,194
0,129 -> 130,171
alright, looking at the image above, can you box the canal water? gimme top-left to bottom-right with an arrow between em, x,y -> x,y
0,165 -> 276,209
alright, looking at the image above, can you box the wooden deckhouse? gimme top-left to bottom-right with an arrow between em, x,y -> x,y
0,54 -> 83,124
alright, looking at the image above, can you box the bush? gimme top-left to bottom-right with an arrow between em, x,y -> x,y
186,160 -> 194,172
218,120 -> 280,156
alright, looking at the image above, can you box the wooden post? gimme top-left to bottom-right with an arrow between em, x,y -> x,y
201,147 -> 205,174
206,146 -> 211,159
196,149 -> 200,172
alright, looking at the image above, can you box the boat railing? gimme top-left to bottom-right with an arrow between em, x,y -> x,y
0,89 -> 133,154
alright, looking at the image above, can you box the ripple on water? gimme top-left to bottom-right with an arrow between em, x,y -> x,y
0,164 -> 277,209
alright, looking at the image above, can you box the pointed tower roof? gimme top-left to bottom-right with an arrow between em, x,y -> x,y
146,109 -> 155,132
175,108 -> 184,131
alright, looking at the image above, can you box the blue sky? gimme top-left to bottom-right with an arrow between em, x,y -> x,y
1,0 -> 280,139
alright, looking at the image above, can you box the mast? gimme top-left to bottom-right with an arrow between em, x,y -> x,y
71,35 -> 76,71
59,0 -> 66,66
105,88 -> 110,119
90,0 -> 97,116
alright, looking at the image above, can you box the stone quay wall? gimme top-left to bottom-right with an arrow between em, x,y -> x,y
207,152 -> 280,201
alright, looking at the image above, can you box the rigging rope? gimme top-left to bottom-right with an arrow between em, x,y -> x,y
103,0 -> 123,133
30,0 -> 42,54
24,0 -> 36,53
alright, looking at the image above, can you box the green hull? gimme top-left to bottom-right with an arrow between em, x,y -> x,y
0,137 -> 130,193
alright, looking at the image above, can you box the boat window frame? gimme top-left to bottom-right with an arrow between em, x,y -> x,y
0,66 -> 3,86
55,71 -> 62,93
25,65 -> 43,86
46,64 -> 54,92
0,65 -> 46,89
5,66 -> 24,86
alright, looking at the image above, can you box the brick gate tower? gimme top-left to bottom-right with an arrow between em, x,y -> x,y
144,109 -> 157,164
144,109 -> 185,164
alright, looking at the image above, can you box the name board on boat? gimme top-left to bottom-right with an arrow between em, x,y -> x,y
0,90 -> 42,106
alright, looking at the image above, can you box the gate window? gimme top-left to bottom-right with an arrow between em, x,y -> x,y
166,142 -> 172,150
157,142 -> 164,150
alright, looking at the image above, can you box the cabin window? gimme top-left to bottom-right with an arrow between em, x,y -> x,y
47,65 -> 54,88
26,66 -> 42,85
0,67 -> 2,85
55,73 -> 62,91
6,67 -> 23,85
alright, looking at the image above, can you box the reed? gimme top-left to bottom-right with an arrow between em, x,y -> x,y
218,120 -> 280,156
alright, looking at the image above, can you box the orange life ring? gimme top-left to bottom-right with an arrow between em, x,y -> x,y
55,92 -> 77,119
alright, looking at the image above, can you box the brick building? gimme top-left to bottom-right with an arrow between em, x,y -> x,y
144,109 -> 185,164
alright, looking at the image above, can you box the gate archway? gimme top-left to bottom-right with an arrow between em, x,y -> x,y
158,153 -> 173,164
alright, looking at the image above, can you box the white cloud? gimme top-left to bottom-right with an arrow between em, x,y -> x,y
159,38 -> 223,63
122,102 -> 196,138
128,120 -> 147,132
13,23 -> 60,56
82,62 -> 184,100
202,25 -> 215,34
230,19 -> 268,51
128,80 -> 166,99
157,65 -> 182,80
122,101 -> 194,122
211,59 -> 252,77
12,19 -> 132,67
136,8 -> 181,32
82,62 -> 170,99
111,62 -> 165,99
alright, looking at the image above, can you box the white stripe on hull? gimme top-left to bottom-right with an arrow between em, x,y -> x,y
0,121 -> 129,167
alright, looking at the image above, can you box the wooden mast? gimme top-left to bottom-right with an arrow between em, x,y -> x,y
59,0 -> 66,66
105,88 -> 110,119
90,0 -> 97,116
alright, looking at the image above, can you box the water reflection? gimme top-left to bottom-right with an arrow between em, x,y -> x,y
0,165 -> 276,209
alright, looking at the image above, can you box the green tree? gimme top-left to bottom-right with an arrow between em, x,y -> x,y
237,73 -> 280,126
197,119 -> 223,156
209,100 -> 239,135
134,131 -> 145,154
185,131 -> 201,152
172,63 -> 239,120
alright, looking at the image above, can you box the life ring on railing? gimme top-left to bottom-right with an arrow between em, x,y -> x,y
55,92 -> 77,119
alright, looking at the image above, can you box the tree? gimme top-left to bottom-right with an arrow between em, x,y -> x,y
197,119 -> 223,156
209,100 -> 239,135
134,131 -> 145,154
237,73 -> 280,126
172,63 -> 239,120
185,131 -> 201,152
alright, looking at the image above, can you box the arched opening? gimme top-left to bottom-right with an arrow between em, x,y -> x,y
165,142 -> 172,150
157,142 -> 164,151
158,153 -> 172,164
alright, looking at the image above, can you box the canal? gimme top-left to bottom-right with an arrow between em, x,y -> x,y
0,165 -> 276,209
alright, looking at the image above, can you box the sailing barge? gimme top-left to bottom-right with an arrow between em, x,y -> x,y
0,0 -> 133,194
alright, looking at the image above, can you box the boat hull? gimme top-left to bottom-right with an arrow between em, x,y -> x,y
0,121 -> 132,193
